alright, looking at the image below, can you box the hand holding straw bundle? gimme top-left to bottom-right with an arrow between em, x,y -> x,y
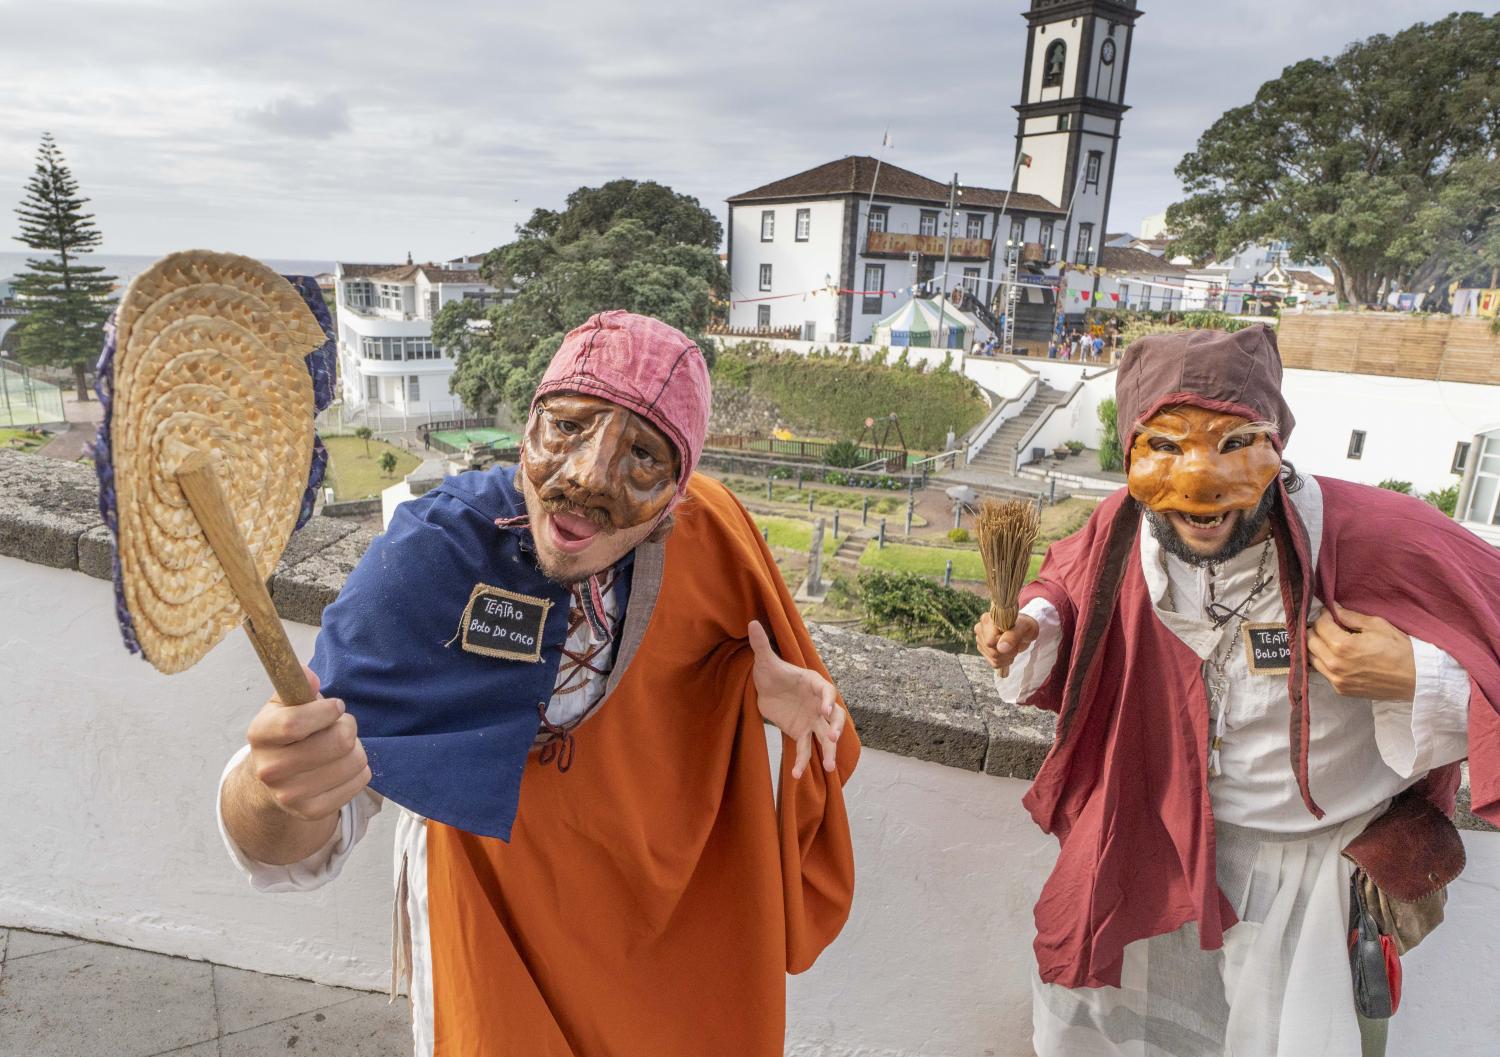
976,498 -> 1041,634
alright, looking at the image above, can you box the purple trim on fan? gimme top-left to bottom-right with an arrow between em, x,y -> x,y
92,310 -> 140,656
283,274 -> 336,528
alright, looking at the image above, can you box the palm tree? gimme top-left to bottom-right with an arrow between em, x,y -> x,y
355,426 -> 373,457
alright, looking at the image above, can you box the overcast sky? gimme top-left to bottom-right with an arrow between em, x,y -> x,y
0,0 -> 1463,262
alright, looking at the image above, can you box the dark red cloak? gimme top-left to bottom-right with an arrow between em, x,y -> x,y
1017,476 -> 1500,989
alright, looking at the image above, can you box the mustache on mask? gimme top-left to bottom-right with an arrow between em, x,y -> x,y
538,491 -> 615,530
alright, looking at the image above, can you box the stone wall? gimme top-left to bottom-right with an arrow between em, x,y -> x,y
0,446 -> 1490,821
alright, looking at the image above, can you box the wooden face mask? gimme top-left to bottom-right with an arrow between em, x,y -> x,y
522,393 -> 680,535
1127,405 -> 1281,553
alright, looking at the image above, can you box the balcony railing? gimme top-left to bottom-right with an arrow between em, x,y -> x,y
862,232 -> 994,261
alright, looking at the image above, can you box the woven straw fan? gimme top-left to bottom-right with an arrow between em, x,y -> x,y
108,250 -> 323,705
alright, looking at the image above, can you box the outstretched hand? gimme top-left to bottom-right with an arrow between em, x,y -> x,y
748,620 -> 846,779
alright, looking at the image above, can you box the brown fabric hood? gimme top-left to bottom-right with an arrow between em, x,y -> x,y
1115,326 -> 1295,469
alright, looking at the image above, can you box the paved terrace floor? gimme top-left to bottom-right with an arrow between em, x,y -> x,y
0,928 -> 410,1057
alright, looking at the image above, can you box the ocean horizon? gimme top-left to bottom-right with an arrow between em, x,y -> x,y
0,251 -> 340,289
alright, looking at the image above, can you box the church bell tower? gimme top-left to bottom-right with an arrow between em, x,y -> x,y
1013,0 -> 1142,266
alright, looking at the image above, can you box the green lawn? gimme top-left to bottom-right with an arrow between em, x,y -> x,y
859,541 -> 1043,583
754,515 -> 840,554
0,428 -> 48,454
323,435 -> 422,500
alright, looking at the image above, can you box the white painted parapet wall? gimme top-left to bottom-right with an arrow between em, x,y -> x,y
1,451 -> 1498,1057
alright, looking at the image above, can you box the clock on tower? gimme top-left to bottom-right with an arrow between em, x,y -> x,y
1012,0 -> 1142,266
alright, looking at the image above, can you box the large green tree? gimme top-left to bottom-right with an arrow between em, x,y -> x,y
1166,12 -> 1499,307
11,133 -> 117,399
440,180 -> 726,417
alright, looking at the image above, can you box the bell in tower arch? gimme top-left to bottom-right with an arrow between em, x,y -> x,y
1043,40 -> 1066,87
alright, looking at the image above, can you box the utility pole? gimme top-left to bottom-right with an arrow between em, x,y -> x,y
936,173 -> 958,352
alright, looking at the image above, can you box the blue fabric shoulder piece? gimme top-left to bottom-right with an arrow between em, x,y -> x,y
311,465 -> 572,841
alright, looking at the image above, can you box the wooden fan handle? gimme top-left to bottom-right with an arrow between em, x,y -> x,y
176,450 -> 316,707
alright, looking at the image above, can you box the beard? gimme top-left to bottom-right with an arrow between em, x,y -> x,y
1144,481 -> 1278,566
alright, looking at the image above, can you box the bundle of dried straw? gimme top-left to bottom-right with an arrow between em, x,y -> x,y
975,498 -> 1041,632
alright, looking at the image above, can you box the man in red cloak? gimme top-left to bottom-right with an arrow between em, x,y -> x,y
976,327 -> 1500,1057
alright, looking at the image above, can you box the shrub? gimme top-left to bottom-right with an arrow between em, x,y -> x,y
1097,397 -> 1123,472
710,347 -> 986,450
947,527 -> 971,543
1423,483 -> 1460,516
1065,439 -> 1085,452
857,570 -> 987,646
824,439 -> 864,468
1378,479 -> 1413,494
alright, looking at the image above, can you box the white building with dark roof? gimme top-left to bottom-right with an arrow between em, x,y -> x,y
725,157 -> 1066,343
724,0 -> 1144,346
333,259 -> 496,419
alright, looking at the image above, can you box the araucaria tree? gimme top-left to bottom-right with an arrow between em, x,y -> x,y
1166,12 -> 1499,307
439,180 -> 727,417
11,133 -> 117,399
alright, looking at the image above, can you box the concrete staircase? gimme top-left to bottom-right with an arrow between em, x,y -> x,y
965,382 -> 1069,476
832,529 -> 873,569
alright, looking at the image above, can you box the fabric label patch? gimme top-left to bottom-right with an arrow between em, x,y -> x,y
457,583 -> 552,663
1243,622 -> 1291,675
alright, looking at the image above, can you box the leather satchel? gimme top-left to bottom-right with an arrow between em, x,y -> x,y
1341,789 -> 1466,955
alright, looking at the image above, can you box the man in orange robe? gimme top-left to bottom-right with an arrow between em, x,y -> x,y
217,311 -> 859,1055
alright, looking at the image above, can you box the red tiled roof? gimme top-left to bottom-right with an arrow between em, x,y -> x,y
1098,245 -> 1191,276
727,156 -> 1062,214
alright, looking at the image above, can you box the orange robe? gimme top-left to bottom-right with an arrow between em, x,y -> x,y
425,475 -> 859,1055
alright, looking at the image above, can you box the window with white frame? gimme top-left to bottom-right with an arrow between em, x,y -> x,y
1085,151 -> 1103,189
1462,432 -> 1500,525
761,210 -> 775,241
919,210 -> 939,237
966,214 -> 984,239
365,376 -> 379,400
380,283 -> 407,312
428,291 -> 440,318
757,304 -> 771,328
862,264 -> 885,315
795,209 -> 811,241
867,206 -> 889,233
759,263 -> 772,292
345,281 -> 373,308
1076,223 -> 1094,263
1039,220 -> 1055,259
406,375 -> 421,402
1010,219 -> 1025,248
962,268 -> 981,295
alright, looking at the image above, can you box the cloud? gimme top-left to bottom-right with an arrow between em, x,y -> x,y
242,95 -> 351,140
0,0 -> 1460,258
